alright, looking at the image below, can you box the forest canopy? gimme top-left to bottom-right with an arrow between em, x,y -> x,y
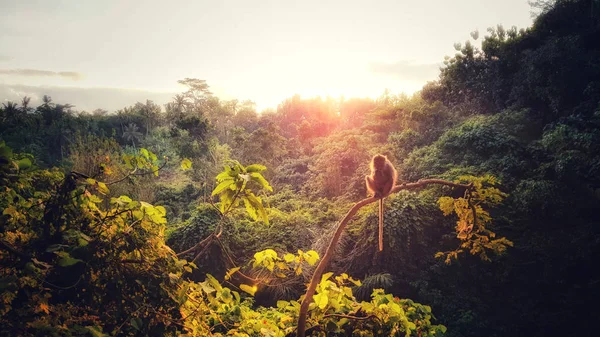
1,1 -> 599,336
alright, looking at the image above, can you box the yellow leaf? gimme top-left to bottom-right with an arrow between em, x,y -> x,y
283,253 -> 295,263
225,267 -> 240,281
181,158 -> 192,170
313,292 -> 329,310
240,284 -> 257,296
97,182 -> 109,195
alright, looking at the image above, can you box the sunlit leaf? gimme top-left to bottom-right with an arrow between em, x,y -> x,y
97,182 -> 109,195
245,164 -> 267,173
212,180 -> 233,196
225,267 -> 240,281
250,172 -> 273,192
313,292 -> 329,309
283,253 -> 295,263
181,158 -> 192,170
321,272 -> 333,283
240,284 -> 257,296
304,250 -> 320,266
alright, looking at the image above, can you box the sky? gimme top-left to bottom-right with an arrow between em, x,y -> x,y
0,0 -> 534,112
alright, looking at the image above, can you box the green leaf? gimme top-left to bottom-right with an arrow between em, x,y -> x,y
16,158 -> 32,170
86,326 -> 108,337
243,197 -> 259,221
130,318 -> 143,331
250,172 -> 273,192
245,193 -> 269,225
245,164 -> 267,173
118,195 -> 133,203
199,281 -> 216,294
140,148 -> 149,159
58,255 -> 83,267
87,195 -> 102,203
123,155 -> 133,169
215,171 -> 234,182
46,244 -> 67,252
0,142 -> 13,160
212,180 -> 234,196
181,158 -> 192,170
97,182 -> 109,195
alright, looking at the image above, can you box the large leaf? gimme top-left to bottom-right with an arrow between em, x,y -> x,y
245,192 -> 269,225
16,158 -> 32,170
250,172 -> 273,192
313,292 -> 329,310
212,180 -> 234,196
245,164 -> 267,173
97,182 -> 109,195
58,255 -> 83,267
215,171 -> 235,182
240,284 -> 257,296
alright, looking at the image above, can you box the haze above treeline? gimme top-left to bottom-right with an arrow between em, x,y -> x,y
0,0 -> 533,111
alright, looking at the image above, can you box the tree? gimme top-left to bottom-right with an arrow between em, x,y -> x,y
122,122 -> 142,148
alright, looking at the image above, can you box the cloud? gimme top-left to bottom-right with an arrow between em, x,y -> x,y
0,68 -> 83,80
369,60 -> 440,81
0,84 -> 176,112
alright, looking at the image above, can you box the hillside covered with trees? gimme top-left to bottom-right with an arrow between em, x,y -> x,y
1,1 -> 599,336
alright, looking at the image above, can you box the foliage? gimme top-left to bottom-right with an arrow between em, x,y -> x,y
195,249 -> 448,337
436,175 -> 512,263
0,146 -> 184,336
1,2 -> 599,336
212,160 -> 273,224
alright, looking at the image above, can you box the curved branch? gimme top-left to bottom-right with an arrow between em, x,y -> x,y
296,179 -> 472,337
105,167 -> 137,185
106,159 -> 168,186
176,233 -> 215,257
296,196 -> 374,337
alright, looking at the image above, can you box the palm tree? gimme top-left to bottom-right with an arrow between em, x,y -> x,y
21,96 -> 31,114
2,101 -> 19,114
122,123 -> 142,149
1,101 -> 19,124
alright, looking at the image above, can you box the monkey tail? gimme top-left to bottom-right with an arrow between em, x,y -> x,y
378,198 -> 384,252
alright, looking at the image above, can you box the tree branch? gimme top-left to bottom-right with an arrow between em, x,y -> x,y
296,179 -> 472,337
106,159 -> 168,186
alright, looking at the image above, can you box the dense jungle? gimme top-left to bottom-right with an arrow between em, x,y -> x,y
1,1 -> 599,336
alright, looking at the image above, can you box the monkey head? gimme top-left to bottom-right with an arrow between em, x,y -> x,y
372,154 -> 388,170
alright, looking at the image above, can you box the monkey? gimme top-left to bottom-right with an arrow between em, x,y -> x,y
365,154 -> 397,252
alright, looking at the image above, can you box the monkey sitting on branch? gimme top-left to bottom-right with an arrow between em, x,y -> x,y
365,154 -> 397,251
